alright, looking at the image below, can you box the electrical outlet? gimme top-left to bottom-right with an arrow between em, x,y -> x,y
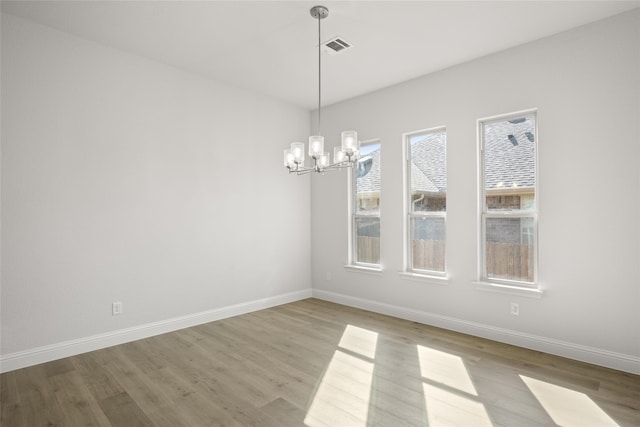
112,301 -> 123,316
510,302 -> 520,316
326,272 -> 332,281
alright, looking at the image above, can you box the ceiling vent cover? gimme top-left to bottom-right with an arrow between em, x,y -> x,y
322,37 -> 352,55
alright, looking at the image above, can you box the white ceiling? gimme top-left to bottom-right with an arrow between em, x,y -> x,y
2,1 -> 639,110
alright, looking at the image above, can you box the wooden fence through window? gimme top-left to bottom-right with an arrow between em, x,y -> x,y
412,239 -> 445,272
356,236 -> 380,264
486,242 -> 533,282
357,238 -> 533,282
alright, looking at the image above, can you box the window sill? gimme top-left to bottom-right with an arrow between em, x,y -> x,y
399,272 -> 449,285
473,281 -> 544,299
344,264 -> 383,275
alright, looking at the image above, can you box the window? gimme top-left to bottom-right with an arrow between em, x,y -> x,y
349,140 -> 381,268
405,128 -> 447,275
479,111 -> 537,286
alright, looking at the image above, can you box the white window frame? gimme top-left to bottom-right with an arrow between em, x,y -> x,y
402,127 -> 447,279
346,139 -> 382,271
478,110 -> 539,291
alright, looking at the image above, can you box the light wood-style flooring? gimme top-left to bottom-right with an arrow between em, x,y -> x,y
1,298 -> 639,426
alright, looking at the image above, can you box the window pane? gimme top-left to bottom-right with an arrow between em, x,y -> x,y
483,114 -> 535,211
355,217 -> 380,264
411,216 -> 445,272
409,130 -> 446,212
485,217 -> 534,282
355,142 -> 381,214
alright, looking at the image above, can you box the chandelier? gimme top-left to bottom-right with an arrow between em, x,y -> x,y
283,5 -> 360,175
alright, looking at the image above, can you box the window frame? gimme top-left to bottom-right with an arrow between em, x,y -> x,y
347,139 -> 382,270
403,127 -> 447,278
478,110 -> 539,289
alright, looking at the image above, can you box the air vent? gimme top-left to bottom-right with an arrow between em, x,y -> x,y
322,37 -> 352,55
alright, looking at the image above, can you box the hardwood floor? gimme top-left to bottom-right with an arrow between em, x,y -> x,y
1,298 -> 639,426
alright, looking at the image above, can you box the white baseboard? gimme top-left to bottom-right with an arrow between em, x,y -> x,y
312,289 -> 640,375
0,289 -> 312,373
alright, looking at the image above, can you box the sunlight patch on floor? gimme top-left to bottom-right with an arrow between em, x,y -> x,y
338,325 -> 379,359
423,382 -> 493,427
417,345 -> 478,396
304,325 -> 378,427
417,345 -> 493,426
520,375 -> 619,427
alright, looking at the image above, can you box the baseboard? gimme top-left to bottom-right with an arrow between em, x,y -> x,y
0,289 -> 312,373
312,289 -> 640,375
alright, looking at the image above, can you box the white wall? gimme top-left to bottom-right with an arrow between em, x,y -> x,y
311,10 -> 640,373
1,14 -> 311,366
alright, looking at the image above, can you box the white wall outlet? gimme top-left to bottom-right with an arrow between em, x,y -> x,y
510,302 -> 520,316
112,301 -> 123,316
326,272 -> 332,281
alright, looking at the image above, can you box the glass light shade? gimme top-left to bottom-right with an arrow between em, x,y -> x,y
334,146 -> 346,163
309,136 -> 324,158
341,131 -> 359,154
284,149 -> 295,167
318,152 -> 330,168
290,142 -> 305,163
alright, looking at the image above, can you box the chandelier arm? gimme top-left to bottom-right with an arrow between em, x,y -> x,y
296,168 -> 316,176
324,162 -> 355,171
290,167 -> 312,175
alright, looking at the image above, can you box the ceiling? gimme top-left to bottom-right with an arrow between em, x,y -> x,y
2,1 -> 639,110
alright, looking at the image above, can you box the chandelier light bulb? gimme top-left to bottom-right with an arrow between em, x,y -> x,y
284,149 -> 295,167
341,131 -> 358,154
291,142 -> 305,164
309,136 -> 324,158
318,152 -> 330,168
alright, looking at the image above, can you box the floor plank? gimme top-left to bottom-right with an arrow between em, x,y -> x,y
0,371 -> 24,427
99,391 -> 155,427
49,370 -> 112,427
13,365 -> 67,426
